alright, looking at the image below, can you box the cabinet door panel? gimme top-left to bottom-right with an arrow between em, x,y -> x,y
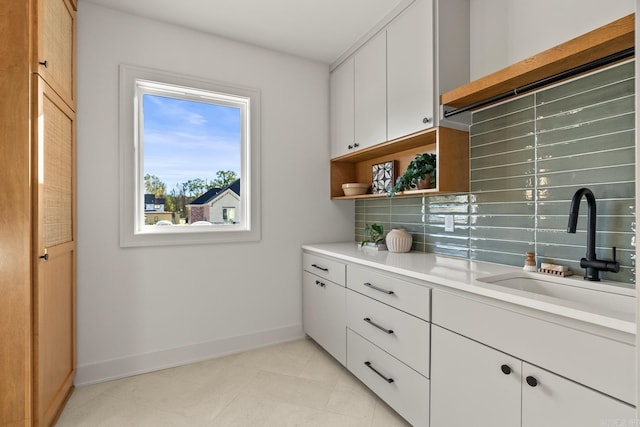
35,0 -> 76,106
302,272 -> 346,365
522,363 -> 635,427
330,57 -> 355,158
33,77 -> 76,426
431,325 -> 521,427
387,0 -> 434,140
354,31 -> 386,149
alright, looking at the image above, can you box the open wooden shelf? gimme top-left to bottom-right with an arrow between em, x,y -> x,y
331,127 -> 469,200
441,14 -> 634,109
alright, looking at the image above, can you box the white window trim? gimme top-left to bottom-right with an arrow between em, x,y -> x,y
119,64 -> 261,247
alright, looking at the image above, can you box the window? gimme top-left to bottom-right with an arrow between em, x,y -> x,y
120,65 -> 261,247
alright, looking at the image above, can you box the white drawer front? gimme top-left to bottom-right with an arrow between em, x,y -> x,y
347,329 -> 429,427
303,252 -> 346,286
347,264 -> 430,320
347,289 -> 430,377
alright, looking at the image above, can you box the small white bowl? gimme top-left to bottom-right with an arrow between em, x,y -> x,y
342,182 -> 369,196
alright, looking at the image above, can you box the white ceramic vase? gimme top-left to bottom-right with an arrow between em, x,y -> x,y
385,228 -> 412,253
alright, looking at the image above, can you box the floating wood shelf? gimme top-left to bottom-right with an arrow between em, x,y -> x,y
331,127 -> 469,200
441,14 -> 635,110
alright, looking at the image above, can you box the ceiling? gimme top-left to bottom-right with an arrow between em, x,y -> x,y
81,0 -> 408,64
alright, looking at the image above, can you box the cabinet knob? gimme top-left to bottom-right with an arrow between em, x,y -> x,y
526,376 -> 538,387
422,117 -> 431,124
39,60 -> 49,68
314,280 -> 326,287
500,364 -> 511,375
354,143 -> 359,148
348,145 -> 353,150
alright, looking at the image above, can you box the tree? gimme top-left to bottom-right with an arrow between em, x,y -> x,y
211,170 -> 238,188
144,174 -> 166,196
184,178 -> 207,197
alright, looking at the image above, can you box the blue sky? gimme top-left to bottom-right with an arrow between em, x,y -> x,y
143,94 -> 241,192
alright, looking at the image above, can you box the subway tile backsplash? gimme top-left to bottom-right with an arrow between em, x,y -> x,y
354,60 -> 635,285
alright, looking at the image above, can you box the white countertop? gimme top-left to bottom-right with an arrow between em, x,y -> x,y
302,242 -> 636,336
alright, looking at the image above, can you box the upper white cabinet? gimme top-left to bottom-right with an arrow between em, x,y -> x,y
387,0 -> 434,141
330,0 -> 469,159
354,31 -> 388,152
330,57 -> 354,158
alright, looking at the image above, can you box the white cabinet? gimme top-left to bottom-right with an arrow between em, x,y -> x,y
431,322 -> 635,427
354,31 -> 387,150
522,363 -> 636,427
431,325 -> 520,427
387,0 -> 434,140
330,57 -> 354,158
347,329 -> 429,427
302,254 -> 346,365
329,0 -> 469,160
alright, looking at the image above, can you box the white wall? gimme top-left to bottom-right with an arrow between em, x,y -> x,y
76,2 -> 353,385
470,0 -> 635,79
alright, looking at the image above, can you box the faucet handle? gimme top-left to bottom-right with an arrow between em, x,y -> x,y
612,246 -> 616,263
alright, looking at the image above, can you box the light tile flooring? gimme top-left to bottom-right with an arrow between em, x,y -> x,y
57,338 -> 411,426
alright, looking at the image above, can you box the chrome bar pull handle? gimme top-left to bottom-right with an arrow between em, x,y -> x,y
364,361 -> 394,383
363,282 -> 394,295
363,317 -> 394,334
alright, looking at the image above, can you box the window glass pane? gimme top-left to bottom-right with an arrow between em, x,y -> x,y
141,94 -> 241,225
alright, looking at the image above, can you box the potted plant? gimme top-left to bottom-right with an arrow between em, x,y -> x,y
389,153 -> 436,197
360,223 -> 386,250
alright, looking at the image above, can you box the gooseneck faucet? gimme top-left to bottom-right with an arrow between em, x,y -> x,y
567,188 -> 619,281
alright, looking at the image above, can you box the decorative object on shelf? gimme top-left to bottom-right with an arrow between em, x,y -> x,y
360,223 -> 386,250
389,153 -> 436,197
372,160 -> 396,194
342,182 -> 370,196
386,228 -> 412,253
523,252 -> 537,271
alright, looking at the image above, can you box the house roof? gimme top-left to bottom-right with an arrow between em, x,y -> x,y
189,179 -> 240,205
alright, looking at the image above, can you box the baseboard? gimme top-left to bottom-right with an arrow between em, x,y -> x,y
75,324 -> 304,386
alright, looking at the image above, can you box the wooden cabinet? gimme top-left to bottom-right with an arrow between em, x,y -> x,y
34,0 -> 76,107
33,76 -> 76,427
387,0 -> 434,140
354,31 -> 387,150
330,126 -> 469,199
1,1 -> 76,425
431,325 -> 635,427
302,254 -> 346,365
330,57 -> 354,158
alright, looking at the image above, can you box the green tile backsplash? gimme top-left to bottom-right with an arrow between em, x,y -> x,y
354,60 -> 635,285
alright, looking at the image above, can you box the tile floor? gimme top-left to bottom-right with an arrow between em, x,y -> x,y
56,338 -> 411,426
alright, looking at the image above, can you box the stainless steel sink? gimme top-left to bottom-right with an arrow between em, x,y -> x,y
476,272 -> 635,322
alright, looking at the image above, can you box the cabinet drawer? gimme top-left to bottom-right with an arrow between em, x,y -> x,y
347,289 -> 430,377
347,329 -> 429,427
347,264 -> 430,320
303,253 -> 346,286
433,289 -> 635,405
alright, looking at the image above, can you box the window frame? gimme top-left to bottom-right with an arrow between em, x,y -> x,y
119,64 -> 261,247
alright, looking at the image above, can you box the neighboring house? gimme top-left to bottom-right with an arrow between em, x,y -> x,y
187,179 -> 240,224
144,194 -> 165,212
144,193 -> 176,224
